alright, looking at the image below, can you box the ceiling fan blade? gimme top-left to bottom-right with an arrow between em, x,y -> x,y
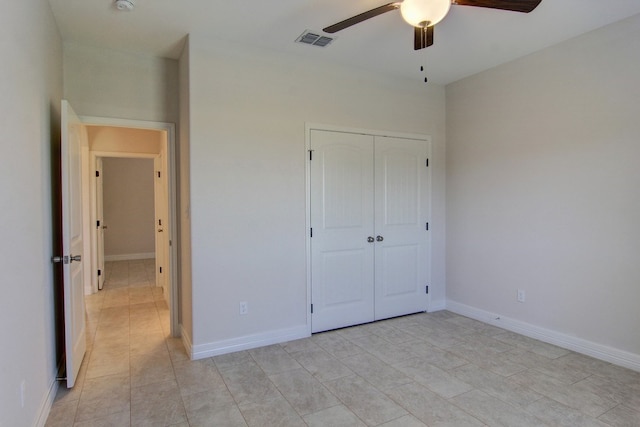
452,0 -> 542,13
414,26 -> 434,50
323,2 -> 401,33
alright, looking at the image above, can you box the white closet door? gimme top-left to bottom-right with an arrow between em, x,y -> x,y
374,136 -> 429,320
310,130 -> 375,333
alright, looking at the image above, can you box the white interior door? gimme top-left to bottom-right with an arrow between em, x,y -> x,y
374,136 -> 430,320
96,157 -> 105,290
61,100 -> 87,388
154,156 -> 167,297
310,130 -> 375,333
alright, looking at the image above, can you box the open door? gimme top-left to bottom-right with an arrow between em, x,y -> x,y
58,100 -> 87,388
154,155 -> 169,300
96,157 -> 105,290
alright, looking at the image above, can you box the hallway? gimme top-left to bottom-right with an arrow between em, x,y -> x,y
46,259 -> 187,426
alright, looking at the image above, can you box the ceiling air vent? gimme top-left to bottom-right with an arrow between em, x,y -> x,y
296,30 -> 334,47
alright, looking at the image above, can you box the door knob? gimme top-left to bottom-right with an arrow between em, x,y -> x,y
70,255 -> 82,263
376,236 -> 384,242
367,236 -> 374,243
158,229 -> 164,233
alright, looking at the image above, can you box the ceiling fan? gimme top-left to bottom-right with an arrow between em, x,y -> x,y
323,0 -> 543,50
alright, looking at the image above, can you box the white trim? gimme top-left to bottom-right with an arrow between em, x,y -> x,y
104,252 -> 155,262
181,323 -> 193,359
304,124 -> 312,337
92,151 -> 158,159
304,123 -> 433,334
88,154 -> 98,295
446,299 -> 640,373
80,116 -> 171,131
88,152 -> 159,295
423,138 -> 433,312
306,122 -> 430,142
190,325 -> 309,360
35,378 -> 59,427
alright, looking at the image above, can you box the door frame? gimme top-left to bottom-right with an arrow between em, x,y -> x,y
305,123 -> 432,335
95,157 -> 105,291
83,116 -> 179,337
91,152 -> 159,287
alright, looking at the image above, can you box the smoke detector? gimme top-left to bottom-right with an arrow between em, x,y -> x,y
115,0 -> 135,11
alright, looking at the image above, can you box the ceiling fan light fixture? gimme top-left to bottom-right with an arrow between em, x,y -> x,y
400,0 -> 451,27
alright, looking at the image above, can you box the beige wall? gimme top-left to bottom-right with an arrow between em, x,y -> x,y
0,1 -> 62,425
446,14 -> 640,360
186,35 -> 447,351
102,158 -> 156,258
63,42 -> 178,124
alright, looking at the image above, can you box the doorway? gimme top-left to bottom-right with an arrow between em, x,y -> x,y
100,156 -> 157,287
82,117 -> 178,336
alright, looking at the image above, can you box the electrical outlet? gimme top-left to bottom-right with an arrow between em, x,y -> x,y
517,289 -> 526,303
239,301 -> 248,315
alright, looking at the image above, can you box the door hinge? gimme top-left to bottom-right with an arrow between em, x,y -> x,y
95,170 -> 100,177
311,304 -> 314,314
97,220 -> 100,228
157,171 -> 161,178
98,269 -> 102,277
310,228 -> 313,238
158,219 -> 162,226
426,158 -> 429,167
426,222 -> 429,231
159,266 -> 162,273
426,285 -> 429,294
169,240 -> 172,246
309,150 -> 314,161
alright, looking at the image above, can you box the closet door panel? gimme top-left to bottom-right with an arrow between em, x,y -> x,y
374,136 -> 430,320
310,130 -> 375,333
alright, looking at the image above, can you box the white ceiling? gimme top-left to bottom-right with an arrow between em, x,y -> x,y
48,0 -> 640,85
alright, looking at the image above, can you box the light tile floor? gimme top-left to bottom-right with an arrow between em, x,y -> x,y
47,260 -> 640,426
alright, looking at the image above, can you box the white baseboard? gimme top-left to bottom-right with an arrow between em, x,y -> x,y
428,299 -> 447,312
190,325 -> 310,360
446,299 -> 640,373
35,377 -> 59,427
104,252 -> 155,262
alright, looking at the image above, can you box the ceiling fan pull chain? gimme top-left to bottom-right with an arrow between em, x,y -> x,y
421,47 -> 428,84
421,64 -> 428,83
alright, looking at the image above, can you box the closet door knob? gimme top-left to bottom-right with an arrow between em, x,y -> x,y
376,236 -> 384,242
367,236 -> 375,243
